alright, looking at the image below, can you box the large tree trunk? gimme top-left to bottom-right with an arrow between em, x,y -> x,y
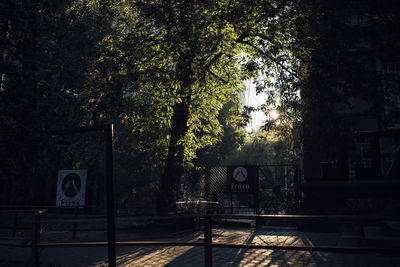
157,0 -> 196,213
158,56 -> 195,212
158,59 -> 194,212
157,96 -> 191,212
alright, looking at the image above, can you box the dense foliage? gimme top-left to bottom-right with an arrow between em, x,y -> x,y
0,0 -> 103,205
0,0 -> 311,211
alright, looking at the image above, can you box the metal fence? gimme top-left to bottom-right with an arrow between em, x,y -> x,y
181,165 -> 300,216
1,209 -> 399,267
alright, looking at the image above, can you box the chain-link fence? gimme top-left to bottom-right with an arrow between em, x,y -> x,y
180,165 -> 299,215
258,165 -> 298,215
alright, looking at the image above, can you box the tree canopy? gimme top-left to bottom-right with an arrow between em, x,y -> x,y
1,0 -> 312,211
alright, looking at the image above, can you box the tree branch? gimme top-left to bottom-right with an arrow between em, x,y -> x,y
204,51 -> 223,69
238,39 -> 299,79
207,69 -> 230,84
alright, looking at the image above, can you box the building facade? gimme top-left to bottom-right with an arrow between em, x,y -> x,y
301,0 -> 400,214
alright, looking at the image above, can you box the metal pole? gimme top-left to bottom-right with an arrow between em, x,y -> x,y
31,221 -> 39,267
12,212 -> 18,237
230,193 -> 233,214
31,211 -> 41,267
105,124 -> 116,267
205,167 -> 211,200
204,217 -> 212,267
294,165 -> 300,215
72,203 -> 79,240
255,168 -> 260,228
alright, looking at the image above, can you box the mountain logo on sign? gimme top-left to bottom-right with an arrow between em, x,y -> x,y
233,167 -> 248,182
62,173 -> 81,197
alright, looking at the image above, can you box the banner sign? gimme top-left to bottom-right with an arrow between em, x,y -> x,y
227,165 -> 258,194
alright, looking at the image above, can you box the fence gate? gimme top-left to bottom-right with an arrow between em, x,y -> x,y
205,165 -> 300,215
258,165 -> 299,215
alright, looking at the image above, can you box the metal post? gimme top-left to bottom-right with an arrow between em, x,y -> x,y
12,212 -> 18,237
31,212 -> 41,267
254,170 -> 260,228
105,124 -> 116,267
72,203 -> 79,240
204,216 -> 212,267
294,165 -> 300,215
205,167 -> 211,200
230,194 -> 233,214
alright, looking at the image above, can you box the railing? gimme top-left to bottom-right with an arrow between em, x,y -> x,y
0,209 -> 42,238
1,213 -> 399,267
0,206 -> 103,240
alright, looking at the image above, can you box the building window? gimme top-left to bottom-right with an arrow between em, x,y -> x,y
382,62 -> 400,75
361,159 -> 372,168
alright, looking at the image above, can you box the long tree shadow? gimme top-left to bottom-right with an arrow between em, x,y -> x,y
116,247 -> 158,266
114,229 -> 204,266
110,227 -> 399,266
158,228 -> 338,266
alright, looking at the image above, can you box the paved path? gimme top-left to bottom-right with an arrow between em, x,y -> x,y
1,227 -> 399,266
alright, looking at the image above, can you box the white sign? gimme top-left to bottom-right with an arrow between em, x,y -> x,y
56,170 -> 87,208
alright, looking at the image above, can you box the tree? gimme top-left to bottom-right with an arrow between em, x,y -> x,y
223,129 -> 293,166
0,0 -> 103,205
0,0 -> 309,209
72,0 -> 311,212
